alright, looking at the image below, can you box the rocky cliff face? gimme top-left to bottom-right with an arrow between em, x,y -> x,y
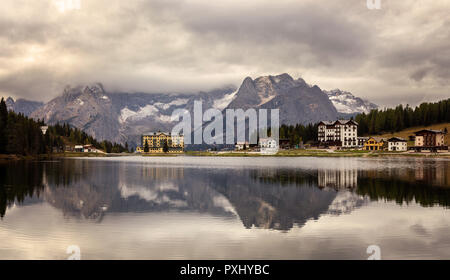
5,97 -> 44,116
30,83 -> 236,146
31,84 -> 122,143
227,74 -> 338,125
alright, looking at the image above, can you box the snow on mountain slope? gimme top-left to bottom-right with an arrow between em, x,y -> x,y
154,98 -> 189,110
213,90 -> 238,110
326,89 -> 378,114
119,104 -> 175,124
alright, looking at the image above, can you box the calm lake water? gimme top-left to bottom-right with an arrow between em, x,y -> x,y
1,156 -> 450,260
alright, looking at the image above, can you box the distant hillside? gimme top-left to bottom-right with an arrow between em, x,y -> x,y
0,98 -> 128,156
356,98 -> 450,136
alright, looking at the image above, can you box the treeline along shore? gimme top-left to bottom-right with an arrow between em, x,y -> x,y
0,98 -> 128,159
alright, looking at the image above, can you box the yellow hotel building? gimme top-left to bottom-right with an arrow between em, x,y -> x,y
136,132 -> 184,153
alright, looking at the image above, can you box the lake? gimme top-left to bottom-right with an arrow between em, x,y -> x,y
0,156 -> 449,260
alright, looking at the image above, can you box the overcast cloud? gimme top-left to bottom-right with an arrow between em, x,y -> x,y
0,0 -> 449,106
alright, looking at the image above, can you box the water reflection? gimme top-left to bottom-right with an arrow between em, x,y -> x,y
0,161 -> 45,218
0,158 -> 449,232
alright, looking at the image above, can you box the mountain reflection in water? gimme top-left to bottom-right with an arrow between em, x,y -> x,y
1,158 -> 449,232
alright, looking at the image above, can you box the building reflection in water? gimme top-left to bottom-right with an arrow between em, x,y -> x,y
317,165 -> 358,189
141,165 -> 184,180
414,160 -> 450,187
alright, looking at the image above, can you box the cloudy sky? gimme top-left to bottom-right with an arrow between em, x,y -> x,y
0,0 -> 449,106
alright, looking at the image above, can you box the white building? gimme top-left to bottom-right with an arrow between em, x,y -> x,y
259,138 -> 278,154
77,144 -> 106,154
74,145 -> 84,152
235,141 -> 249,150
318,120 -> 358,148
387,137 -> 408,151
40,126 -> 48,135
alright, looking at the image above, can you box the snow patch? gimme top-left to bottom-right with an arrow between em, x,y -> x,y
119,104 -> 179,124
332,102 -> 356,114
328,191 -> 369,215
213,91 -> 238,111
119,105 -> 158,124
213,195 -> 237,215
119,182 -> 187,207
154,98 -> 188,110
158,114 -> 175,123
258,95 -> 276,106
326,90 -> 377,114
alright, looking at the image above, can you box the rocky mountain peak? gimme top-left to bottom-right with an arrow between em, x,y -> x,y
240,77 -> 255,88
83,83 -> 105,95
5,97 -> 44,116
61,83 -> 107,102
227,73 -> 339,125
5,97 -> 14,106
325,89 -> 378,114
255,73 -> 294,86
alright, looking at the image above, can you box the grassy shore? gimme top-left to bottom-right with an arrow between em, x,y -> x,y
0,152 -> 111,161
185,149 -> 450,158
1,149 -> 449,162
53,152 -> 109,158
0,154 -> 36,162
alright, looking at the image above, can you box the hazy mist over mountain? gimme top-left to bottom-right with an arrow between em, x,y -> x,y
0,0 -> 449,108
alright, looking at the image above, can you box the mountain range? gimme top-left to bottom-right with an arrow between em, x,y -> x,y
5,73 -> 377,147
5,97 -> 44,116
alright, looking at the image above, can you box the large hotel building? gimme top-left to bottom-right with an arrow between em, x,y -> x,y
318,120 -> 358,148
136,132 -> 184,153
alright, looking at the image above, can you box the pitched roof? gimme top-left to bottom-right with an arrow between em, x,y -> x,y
366,137 -> 386,143
414,129 -> 446,135
143,132 -> 172,136
319,120 -> 359,126
318,121 -> 334,125
387,137 -> 407,142
336,119 -> 358,125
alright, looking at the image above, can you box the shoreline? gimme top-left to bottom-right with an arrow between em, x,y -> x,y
184,150 -> 450,158
1,150 -> 450,162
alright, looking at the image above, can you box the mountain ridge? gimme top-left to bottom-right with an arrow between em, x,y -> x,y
5,74 -> 378,147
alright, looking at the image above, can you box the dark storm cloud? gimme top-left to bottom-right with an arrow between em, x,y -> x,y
410,68 -> 430,82
0,0 -> 448,105
180,2 -> 372,61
